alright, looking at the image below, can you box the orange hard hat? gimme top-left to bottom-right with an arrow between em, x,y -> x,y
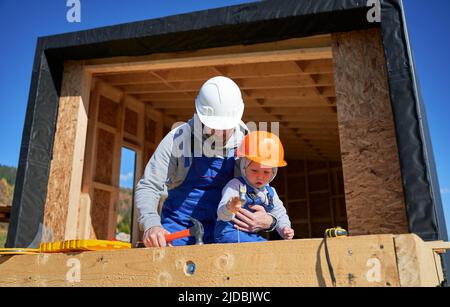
237,131 -> 287,168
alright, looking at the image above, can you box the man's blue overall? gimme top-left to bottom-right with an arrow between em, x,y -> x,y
161,140 -> 236,245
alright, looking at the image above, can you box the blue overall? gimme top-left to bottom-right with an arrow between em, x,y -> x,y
214,177 -> 275,243
161,139 -> 236,246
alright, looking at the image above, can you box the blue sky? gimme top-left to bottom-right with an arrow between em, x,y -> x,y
0,1 -> 449,233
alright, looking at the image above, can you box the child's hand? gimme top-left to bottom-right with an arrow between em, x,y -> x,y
281,227 -> 295,240
226,196 -> 242,214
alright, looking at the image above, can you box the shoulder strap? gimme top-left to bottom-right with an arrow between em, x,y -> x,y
184,133 -> 195,168
265,185 -> 275,209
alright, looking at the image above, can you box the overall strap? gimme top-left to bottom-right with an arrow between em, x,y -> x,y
184,133 -> 196,168
265,185 -> 275,211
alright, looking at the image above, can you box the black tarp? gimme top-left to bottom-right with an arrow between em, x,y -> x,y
7,0 -> 448,285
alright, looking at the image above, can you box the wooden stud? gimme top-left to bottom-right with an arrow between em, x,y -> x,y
43,61 -> 92,241
78,84 -> 100,239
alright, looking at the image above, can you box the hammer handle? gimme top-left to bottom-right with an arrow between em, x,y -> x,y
164,229 -> 190,243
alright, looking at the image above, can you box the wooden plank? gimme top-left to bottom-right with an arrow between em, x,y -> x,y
394,234 -> 444,287
332,29 -> 409,236
0,235 -> 400,287
96,122 -> 118,134
86,35 -> 332,74
97,80 -> 123,103
424,241 -> 450,254
244,108 -> 337,117
220,60 -> 334,78
92,181 -> 116,193
87,48 -> 332,74
148,98 -> 334,109
243,87 -> 335,99
119,74 -> 335,94
78,85 -> 101,240
100,60 -> 334,87
43,62 -> 92,241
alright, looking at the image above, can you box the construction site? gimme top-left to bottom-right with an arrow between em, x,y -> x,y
1,0 -> 449,287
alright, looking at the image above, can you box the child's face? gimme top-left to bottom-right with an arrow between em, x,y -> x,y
245,161 -> 273,189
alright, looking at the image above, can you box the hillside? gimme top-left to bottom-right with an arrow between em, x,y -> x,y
0,165 -> 16,247
0,164 -> 16,186
117,187 -> 133,237
0,165 -> 15,207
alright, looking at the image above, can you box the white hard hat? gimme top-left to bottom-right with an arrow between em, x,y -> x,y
195,76 -> 244,130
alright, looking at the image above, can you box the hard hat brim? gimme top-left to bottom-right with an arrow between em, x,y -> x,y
196,111 -> 243,130
240,155 -> 288,168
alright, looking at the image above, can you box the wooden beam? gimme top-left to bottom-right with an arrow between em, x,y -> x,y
295,61 -> 336,112
243,87 -> 335,99
87,48 -> 332,75
119,74 -> 336,94
148,98 -> 334,109
43,62 -> 92,241
394,234 -> 446,287
86,35 -> 332,74
96,80 -> 124,103
78,85 -> 100,240
0,234 -> 406,287
424,241 -> 450,254
99,60 -> 335,86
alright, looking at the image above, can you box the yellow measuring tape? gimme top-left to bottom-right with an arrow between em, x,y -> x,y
0,240 -> 131,255
0,248 -> 40,255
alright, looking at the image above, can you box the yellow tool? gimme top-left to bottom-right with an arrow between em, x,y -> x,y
40,239 -> 131,253
0,240 -> 131,255
325,227 -> 348,238
324,227 -> 349,287
0,248 -> 40,255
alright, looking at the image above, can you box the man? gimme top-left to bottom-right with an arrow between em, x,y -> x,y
135,76 -> 277,247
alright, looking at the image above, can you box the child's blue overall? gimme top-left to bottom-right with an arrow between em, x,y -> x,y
161,137 -> 236,246
214,177 -> 275,243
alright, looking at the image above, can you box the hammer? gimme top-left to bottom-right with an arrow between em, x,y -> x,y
164,217 -> 204,245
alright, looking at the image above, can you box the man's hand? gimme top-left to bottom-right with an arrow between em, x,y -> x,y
231,205 -> 273,233
143,226 -> 171,247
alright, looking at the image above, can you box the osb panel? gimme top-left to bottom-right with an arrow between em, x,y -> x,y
124,108 -> 138,136
91,189 -> 111,240
332,29 -> 408,235
44,62 -> 87,241
98,96 -> 118,127
95,129 -> 114,185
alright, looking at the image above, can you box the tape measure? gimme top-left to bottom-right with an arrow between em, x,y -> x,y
325,227 -> 348,238
0,248 -> 40,255
1,240 -> 131,255
324,227 -> 349,287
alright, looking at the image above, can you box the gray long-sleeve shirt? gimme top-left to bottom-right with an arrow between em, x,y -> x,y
217,178 -> 292,236
134,115 -> 248,232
